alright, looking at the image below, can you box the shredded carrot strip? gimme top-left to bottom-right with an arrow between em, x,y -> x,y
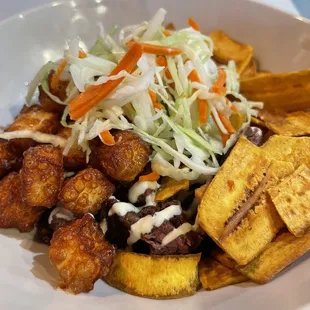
148,89 -> 156,103
165,68 -> 172,79
218,113 -> 236,134
156,56 -> 167,67
188,69 -> 208,125
69,42 -> 143,120
220,132 -> 230,146
210,69 -> 227,94
139,172 -> 160,182
79,50 -> 87,58
127,42 -> 182,56
50,59 -> 68,90
153,102 -> 164,110
163,30 -> 171,37
100,130 -> 115,145
166,23 -> 176,31
188,17 -> 200,32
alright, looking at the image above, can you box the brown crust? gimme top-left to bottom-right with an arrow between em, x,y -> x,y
49,214 -> 115,294
0,140 -> 20,178
21,145 -> 64,208
0,172 -> 44,232
59,168 -> 115,217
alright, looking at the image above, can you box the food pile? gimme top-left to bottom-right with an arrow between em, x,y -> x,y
0,8 -> 309,299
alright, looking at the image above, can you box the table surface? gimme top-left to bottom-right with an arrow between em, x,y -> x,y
0,0 -> 308,22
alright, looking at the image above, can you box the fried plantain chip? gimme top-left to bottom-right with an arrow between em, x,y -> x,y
211,248 -> 237,270
251,116 -> 267,128
238,230 -> 310,284
262,135 -> 310,169
209,30 -> 253,74
259,110 -> 310,137
240,69 -> 310,112
195,183 -> 209,200
240,58 -> 257,80
199,258 -> 247,290
155,177 -> 189,202
268,165 -> 310,237
198,137 -> 295,265
256,71 -> 272,78
104,251 -> 200,299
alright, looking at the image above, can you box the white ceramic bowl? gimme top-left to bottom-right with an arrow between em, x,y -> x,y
0,1 -> 310,309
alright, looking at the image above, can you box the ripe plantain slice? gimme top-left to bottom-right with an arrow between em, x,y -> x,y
198,137 -> 294,265
104,251 -> 201,299
238,230 -> 310,284
155,177 -> 189,202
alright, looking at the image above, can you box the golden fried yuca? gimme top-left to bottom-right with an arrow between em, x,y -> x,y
259,110 -> 310,137
238,230 -> 310,284
155,177 -> 189,202
5,105 -> 59,152
58,168 -> 115,217
21,145 -> 64,208
104,251 -> 201,299
199,258 -> 247,290
0,140 -> 20,178
262,135 -> 310,169
240,58 -> 257,80
240,69 -> 310,112
209,30 -> 253,74
198,137 -> 294,265
268,165 -> 310,237
0,172 -> 44,232
49,214 -> 115,294
211,248 -> 237,270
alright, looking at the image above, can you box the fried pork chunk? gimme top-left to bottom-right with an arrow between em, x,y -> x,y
38,71 -> 69,114
49,214 -> 115,294
90,131 -> 152,182
21,145 -> 64,208
0,172 -> 44,232
57,127 -> 86,171
0,140 -> 20,178
59,168 -> 115,217
5,105 -> 59,152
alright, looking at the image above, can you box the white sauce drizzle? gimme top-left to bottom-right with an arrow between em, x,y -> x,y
100,218 -> 108,234
128,181 -> 159,204
48,206 -> 75,225
161,217 -> 199,246
108,202 -> 141,217
127,204 -> 182,245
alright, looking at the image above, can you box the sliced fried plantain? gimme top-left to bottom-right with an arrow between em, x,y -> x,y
155,177 -> 189,202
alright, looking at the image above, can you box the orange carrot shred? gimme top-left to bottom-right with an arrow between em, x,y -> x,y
156,56 -> 167,67
153,102 -> 164,110
188,69 -> 201,83
210,69 -> 226,93
148,90 -> 156,104
165,68 -> 172,79
218,112 -> 236,134
188,17 -> 200,32
100,130 -> 115,145
127,41 -> 182,56
139,172 -> 160,182
163,30 -> 171,37
79,50 -> 87,58
50,59 -> 68,90
69,42 -> 143,120
166,23 -> 176,31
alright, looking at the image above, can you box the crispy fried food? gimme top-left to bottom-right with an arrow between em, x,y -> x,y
238,230 -> 310,284
240,58 -> 257,80
0,140 -> 20,178
268,165 -> 310,236
0,172 -> 44,232
90,131 -> 152,182
209,30 -> 253,74
195,183 -> 209,200
21,145 -> 64,208
155,177 -> 189,202
199,258 -> 247,290
49,214 -> 115,294
5,105 -> 59,151
38,71 -> 69,114
259,109 -> 310,137
262,135 -> 310,169
198,137 -> 294,265
256,71 -> 272,78
59,168 -> 115,217
211,248 -> 237,270
251,116 -> 267,128
240,69 -> 310,112
104,251 -> 200,299
57,127 -> 86,170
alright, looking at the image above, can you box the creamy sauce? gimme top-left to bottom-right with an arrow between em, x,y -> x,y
108,202 -> 140,217
100,218 -> 108,234
48,207 -> 75,225
127,204 -> 182,245
128,181 -> 159,204
161,217 -> 199,246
